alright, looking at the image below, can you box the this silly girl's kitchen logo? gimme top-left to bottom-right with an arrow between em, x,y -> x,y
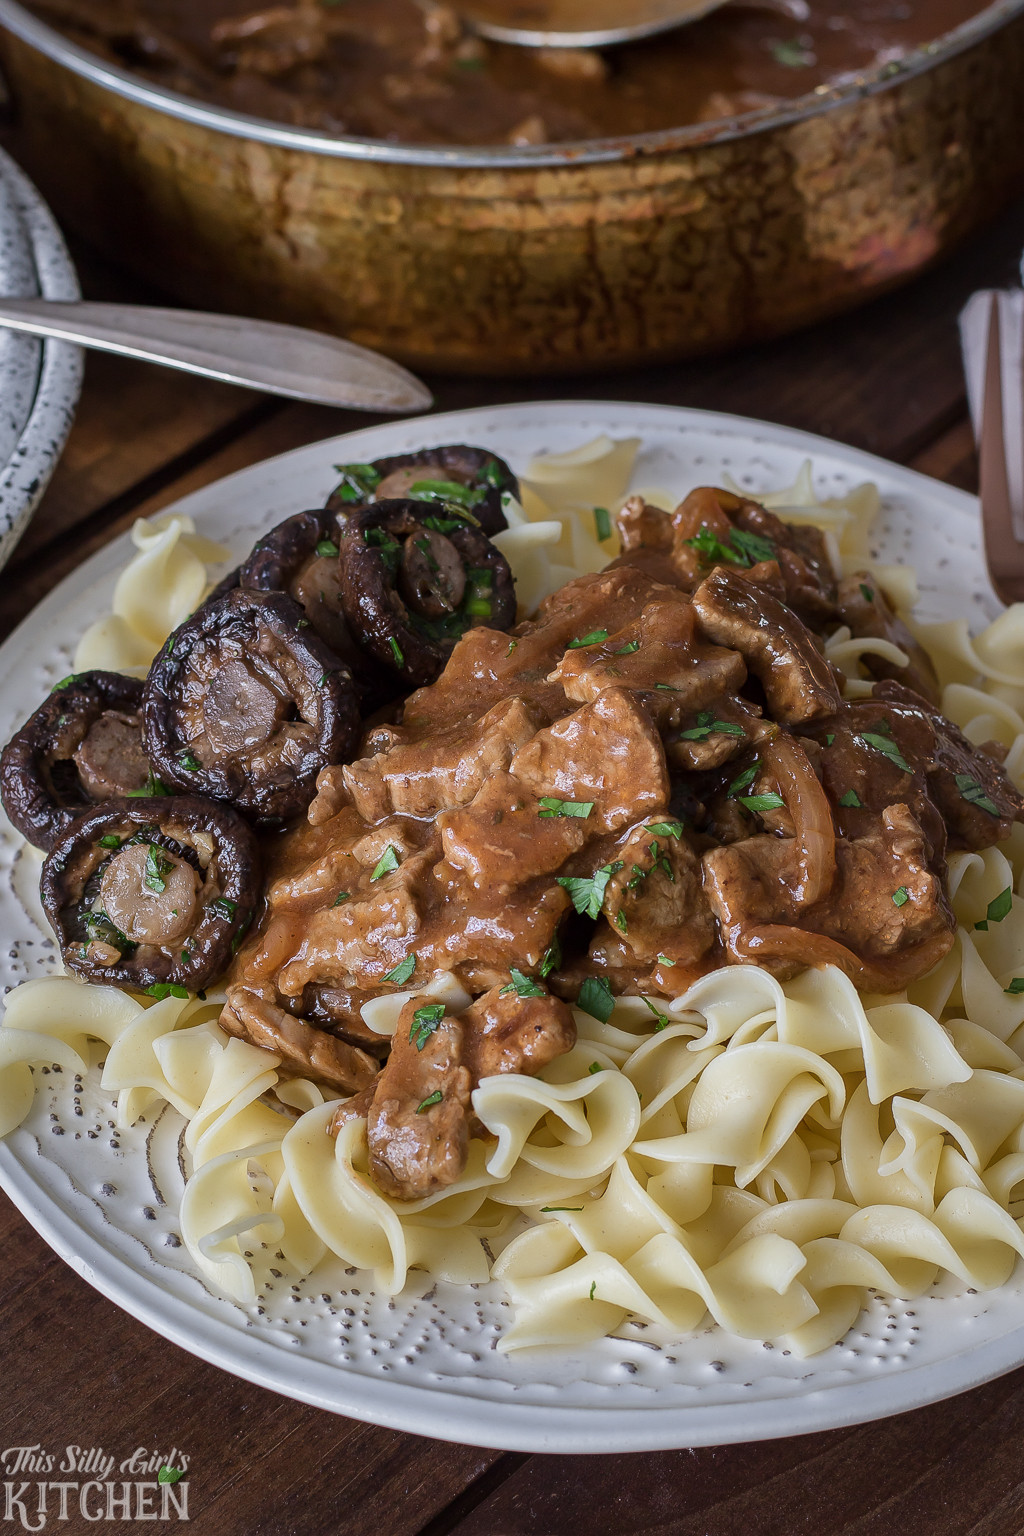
1,1447 -> 189,1528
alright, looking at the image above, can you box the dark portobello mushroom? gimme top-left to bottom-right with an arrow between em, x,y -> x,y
41,795 -> 260,993
336,499 -> 517,688
326,444 -> 517,537
143,588 -> 360,822
0,671 -> 151,852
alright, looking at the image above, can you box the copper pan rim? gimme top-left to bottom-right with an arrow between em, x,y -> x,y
0,0 -> 1022,168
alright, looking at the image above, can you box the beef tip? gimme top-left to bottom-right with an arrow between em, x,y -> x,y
221,985 -> 379,1094
343,695 -> 543,822
702,803 -> 955,991
509,688 -> 669,834
461,984 -> 577,1080
834,574 -> 940,703
664,696 -> 760,773
438,771 -> 590,890
366,998 -> 473,1200
601,820 -> 716,968
873,680 -> 1024,849
691,569 -> 843,724
730,499 -> 836,626
550,600 -> 747,724
1,671 -> 148,851
433,878 -> 570,987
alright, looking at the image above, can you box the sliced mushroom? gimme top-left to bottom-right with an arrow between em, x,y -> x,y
337,500 -> 517,688
40,795 -> 261,993
143,588 -> 360,822
1,672 -> 150,851
326,444 -> 516,536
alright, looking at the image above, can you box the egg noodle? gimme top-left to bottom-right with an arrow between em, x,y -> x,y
4,439 -> 1024,1359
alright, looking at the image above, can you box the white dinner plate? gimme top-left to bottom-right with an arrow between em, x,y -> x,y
0,399 -> 1018,1455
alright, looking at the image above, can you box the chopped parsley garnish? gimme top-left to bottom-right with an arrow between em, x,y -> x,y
859,583 -> 875,604
388,637 -> 404,668
178,751 -> 200,772
646,821 -> 685,839
84,911 -> 134,955
332,462 -> 382,502
540,1206 -> 583,1213
657,954 -> 675,967
1005,979 -> 1024,995
364,526 -> 402,576
98,835 -> 121,850
211,897 -> 237,921
501,968 -> 546,998
577,976 -> 614,1023
678,710 -> 746,742
147,983 -> 189,1001
641,995 -> 669,1031
333,891 -> 351,907
771,37 -> 814,67
593,506 -> 612,542
539,935 -> 562,978
144,844 -> 173,894
684,525 -> 776,569
371,845 -> 401,881
976,886 -> 1013,931
892,887 -> 910,907
838,790 -> 862,809
410,1003 -> 445,1050
417,1090 -> 444,1113
727,763 -> 760,798
506,639 -> 518,657
127,771 -> 168,798
557,862 -> 623,920
729,527 -> 777,565
589,1282 -> 597,1301
538,797 -> 594,820
383,954 -> 416,985
616,911 -> 628,933
410,478 -> 485,510
858,728 -> 911,775
956,774 -> 1000,817
614,639 -> 640,655
482,459 -> 507,489
464,566 -> 494,619
588,1061 -> 605,1075
316,539 -> 340,558
53,675 -> 76,691
739,792 -> 786,814
569,629 -> 609,650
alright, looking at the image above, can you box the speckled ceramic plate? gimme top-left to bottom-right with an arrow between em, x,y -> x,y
0,146 -> 81,571
0,401 -> 1017,1454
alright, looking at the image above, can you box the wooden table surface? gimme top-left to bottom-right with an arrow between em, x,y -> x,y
4,192 -> 1024,1536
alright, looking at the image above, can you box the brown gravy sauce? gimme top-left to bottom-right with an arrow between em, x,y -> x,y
26,0 -> 991,146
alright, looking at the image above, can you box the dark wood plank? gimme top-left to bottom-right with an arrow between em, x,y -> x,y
443,1370 -> 1024,1536
0,1202 -> 504,1536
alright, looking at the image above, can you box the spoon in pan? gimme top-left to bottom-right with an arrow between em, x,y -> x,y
453,0 -> 730,48
0,298 -> 432,413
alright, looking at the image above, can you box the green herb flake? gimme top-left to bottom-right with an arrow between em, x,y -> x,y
859,583 -> 875,604
98,835 -> 122,850
144,844 -> 173,894
557,863 -> 623,921
211,896 -> 237,921
371,845 -> 401,881
646,820 -> 685,839
616,911 -> 628,933
127,771 -> 169,799
838,790 -> 863,809
333,891 -> 351,907
729,527 -> 776,565
978,886 -> 1013,932
956,774 -> 1001,817
858,730 -> 911,775
410,1003 -> 446,1051
388,636 -> 405,668
332,461 -> 382,502
539,935 -> 562,978
657,954 -> 675,967
178,751 -> 201,772
740,792 -> 786,814
146,983 -> 189,1001
506,639 -> 518,657
410,478 -> 484,509
501,967 -> 546,998
538,797 -> 594,820
53,675 -> 76,691
540,1206 -> 583,1213
825,734 -> 835,747
589,1282 -> 597,1301
892,887 -> 910,907
679,710 -> 746,742
614,639 -> 640,655
727,763 -> 760,798
569,629 -> 610,650
593,506 -> 612,542
383,953 -> 416,986
641,995 -> 670,1031
771,37 -> 814,67
577,976 -> 615,1023
416,1090 -> 444,1114
1005,978 -> 1024,995
588,1061 -> 605,1075
316,539 -> 340,558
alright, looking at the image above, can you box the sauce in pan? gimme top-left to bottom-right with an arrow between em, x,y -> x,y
26,0 -> 993,145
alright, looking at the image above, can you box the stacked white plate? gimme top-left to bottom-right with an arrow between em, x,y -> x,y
0,144 -> 81,571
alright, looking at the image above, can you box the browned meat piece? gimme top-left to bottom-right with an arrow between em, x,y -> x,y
664,696 -> 760,772
342,695 -> 542,822
874,681 -> 1024,848
729,498 -> 836,626
702,804 -> 955,991
461,986 -> 577,1081
510,688 -> 669,834
221,985 -> 379,1093
835,574 -> 940,703
399,625 -> 566,741
438,771 -> 589,889
551,600 -> 747,725
691,569 -> 842,724
367,999 -> 473,1200
328,1080 -> 379,1135
601,820 -> 716,968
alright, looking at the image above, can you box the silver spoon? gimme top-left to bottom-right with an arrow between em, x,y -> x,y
0,298 -> 433,413
454,0 -> 729,48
